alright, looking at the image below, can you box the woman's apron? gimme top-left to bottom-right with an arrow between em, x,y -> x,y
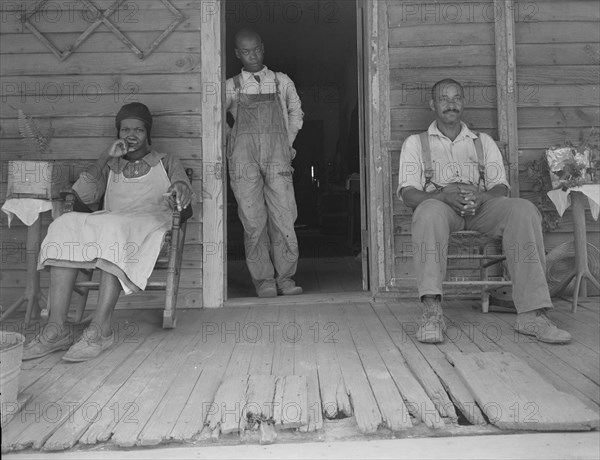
39,162 -> 172,294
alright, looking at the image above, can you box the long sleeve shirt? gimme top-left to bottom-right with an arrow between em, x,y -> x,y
73,151 -> 191,206
397,121 -> 510,199
225,66 -> 304,146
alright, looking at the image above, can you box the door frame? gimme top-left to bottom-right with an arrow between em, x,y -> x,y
202,0 -> 385,308
360,0 -> 393,295
201,0 -> 226,309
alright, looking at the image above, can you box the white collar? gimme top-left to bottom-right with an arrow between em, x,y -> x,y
241,65 -> 267,82
429,121 -> 477,140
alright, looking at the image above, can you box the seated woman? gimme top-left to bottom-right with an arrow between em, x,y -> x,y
24,102 -> 193,362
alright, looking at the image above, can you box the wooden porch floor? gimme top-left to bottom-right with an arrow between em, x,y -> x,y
1,297 -> 598,454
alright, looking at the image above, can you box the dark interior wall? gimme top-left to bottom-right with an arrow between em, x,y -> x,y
225,0 -> 359,251
225,0 -> 358,187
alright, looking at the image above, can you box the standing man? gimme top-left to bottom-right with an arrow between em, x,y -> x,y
397,78 -> 571,344
226,28 -> 304,298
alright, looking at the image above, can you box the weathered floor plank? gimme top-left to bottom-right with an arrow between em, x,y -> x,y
136,308 -> 222,446
448,305 -> 600,408
384,302 -> 458,422
323,303 -> 382,434
2,296 -> 598,453
389,302 -> 487,426
43,319 -> 159,451
367,302 -> 446,429
315,302 -> 352,419
343,303 -> 413,431
447,351 -> 600,431
168,307 -> 251,442
293,304 -> 323,432
77,314 -> 201,446
3,318 -> 156,452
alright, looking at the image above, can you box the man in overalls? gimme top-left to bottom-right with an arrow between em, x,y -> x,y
226,28 -> 304,298
397,79 -> 571,344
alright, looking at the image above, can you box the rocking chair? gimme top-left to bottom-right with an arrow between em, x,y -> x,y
41,169 -> 193,329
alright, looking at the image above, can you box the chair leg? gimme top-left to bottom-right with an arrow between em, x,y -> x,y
481,290 -> 490,313
163,226 -> 185,329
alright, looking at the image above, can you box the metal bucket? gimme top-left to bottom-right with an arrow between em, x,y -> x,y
1,331 -> 25,424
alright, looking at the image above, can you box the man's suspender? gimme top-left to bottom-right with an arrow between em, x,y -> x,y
419,131 -> 486,190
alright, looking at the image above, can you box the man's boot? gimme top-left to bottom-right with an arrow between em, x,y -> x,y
415,295 -> 446,343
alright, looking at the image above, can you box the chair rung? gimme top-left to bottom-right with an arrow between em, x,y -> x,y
443,281 -> 512,286
447,255 -> 504,260
73,286 -> 92,295
74,282 -> 100,288
144,282 -> 168,290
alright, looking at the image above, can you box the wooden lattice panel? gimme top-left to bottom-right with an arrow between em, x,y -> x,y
18,0 -> 185,60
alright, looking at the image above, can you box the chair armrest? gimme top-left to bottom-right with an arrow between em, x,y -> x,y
179,168 -> 194,224
59,189 -> 95,213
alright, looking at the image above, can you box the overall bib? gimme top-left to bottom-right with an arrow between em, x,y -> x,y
228,75 -> 299,290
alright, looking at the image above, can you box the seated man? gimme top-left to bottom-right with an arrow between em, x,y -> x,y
24,102 -> 193,362
397,78 -> 571,345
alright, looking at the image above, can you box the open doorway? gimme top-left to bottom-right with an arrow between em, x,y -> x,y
224,0 -> 366,299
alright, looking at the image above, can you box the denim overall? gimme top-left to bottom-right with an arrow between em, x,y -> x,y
228,74 -> 299,291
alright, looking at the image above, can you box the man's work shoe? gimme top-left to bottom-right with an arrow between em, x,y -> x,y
22,326 -> 74,360
415,296 -> 446,344
514,309 -> 571,344
62,329 -> 115,362
257,284 -> 277,298
277,281 -> 303,296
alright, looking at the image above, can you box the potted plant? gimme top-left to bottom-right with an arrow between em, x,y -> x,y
6,108 -> 68,200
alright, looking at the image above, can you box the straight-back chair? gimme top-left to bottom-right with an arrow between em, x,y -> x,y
41,169 -> 193,328
444,141 -> 513,312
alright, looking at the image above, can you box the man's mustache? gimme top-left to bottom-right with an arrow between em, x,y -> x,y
443,108 -> 460,114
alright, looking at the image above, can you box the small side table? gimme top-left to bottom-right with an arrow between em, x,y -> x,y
0,212 -> 48,324
548,190 -> 600,312
1,199 -> 61,325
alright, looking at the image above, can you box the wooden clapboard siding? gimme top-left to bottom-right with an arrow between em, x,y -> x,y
386,1 -> 499,291
514,0 -> 600,265
385,0 -> 600,293
0,1 -> 203,309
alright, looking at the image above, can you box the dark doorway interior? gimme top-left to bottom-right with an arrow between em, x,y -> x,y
225,0 -> 363,298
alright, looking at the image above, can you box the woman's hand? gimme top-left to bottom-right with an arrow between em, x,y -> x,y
107,139 -> 129,158
166,181 -> 192,212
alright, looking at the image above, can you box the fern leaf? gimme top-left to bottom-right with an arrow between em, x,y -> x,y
16,109 -> 51,156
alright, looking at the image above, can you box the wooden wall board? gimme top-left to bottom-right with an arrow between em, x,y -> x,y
0,31 -> 201,54
0,115 -> 202,139
2,8 -> 201,34
1,53 -> 201,76
446,351 -> 600,431
0,94 -> 201,119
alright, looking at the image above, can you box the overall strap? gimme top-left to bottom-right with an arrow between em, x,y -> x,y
274,72 -> 281,96
419,131 -> 434,188
470,131 -> 486,190
233,74 -> 243,103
